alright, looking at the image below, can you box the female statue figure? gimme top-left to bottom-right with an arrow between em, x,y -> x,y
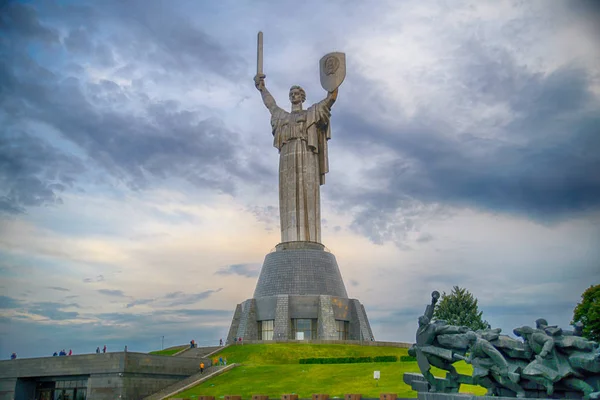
254,73 -> 338,243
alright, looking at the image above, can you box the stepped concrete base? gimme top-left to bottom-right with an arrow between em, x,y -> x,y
227,242 -> 373,344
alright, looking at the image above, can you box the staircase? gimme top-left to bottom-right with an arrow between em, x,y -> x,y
143,364 -> 237,400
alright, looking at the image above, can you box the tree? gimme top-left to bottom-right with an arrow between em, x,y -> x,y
571,284 -> 600,342
433,286 -> 488,330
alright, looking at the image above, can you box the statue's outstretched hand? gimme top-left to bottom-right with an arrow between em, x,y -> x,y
254,74 -> 266,91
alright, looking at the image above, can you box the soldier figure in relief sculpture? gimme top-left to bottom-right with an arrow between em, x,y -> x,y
404,291 -> 600,399
254,32 -> 345,244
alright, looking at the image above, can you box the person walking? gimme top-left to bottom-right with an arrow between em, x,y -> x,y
96,347 -> 100,354
219,338 -> 223,346
103,345 -> 107,353
200,362 -> 204,374
68,349 -> 72,356
10,353 -> 17,360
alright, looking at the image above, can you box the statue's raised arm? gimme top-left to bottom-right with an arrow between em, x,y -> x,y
254,74 -> 279,115
323,88 -> 338,108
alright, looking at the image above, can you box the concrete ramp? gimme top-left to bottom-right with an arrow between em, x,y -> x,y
143,363 -> 237,400
174,345 -> 227,358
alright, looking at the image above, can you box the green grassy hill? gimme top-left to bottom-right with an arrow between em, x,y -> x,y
149,344 -> 188,356
168,343 -> 486,399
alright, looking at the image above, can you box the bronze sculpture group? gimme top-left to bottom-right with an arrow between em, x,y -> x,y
406,291 -> 600,399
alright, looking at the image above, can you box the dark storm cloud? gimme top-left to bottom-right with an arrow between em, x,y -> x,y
83,275 -> 105,283
99,308 -> 231,324
0,2 -> 59,45
47,286 -> 69,292
125,298 -> 155,309
332,60 -> 600,245
0,0 -> 259,214
163,289 -> 223,307
416,233 -> 433,243
0,295 -> 21,309
111,2 -> 244,78
125,289 -> 223,308
0,68 -> 243,207
246,206 -> 279,231
484,301 -> 576,319
39,0 -> 245,78
97,289 -> 126,297
0,132 -> 84,214
215,263 -> 261,278
27,302 -> 79,320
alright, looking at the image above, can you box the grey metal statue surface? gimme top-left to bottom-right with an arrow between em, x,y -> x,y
254,31 -> 345,243
404,291 -> 600,399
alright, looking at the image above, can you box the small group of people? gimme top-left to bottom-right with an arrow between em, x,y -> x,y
95,345 -> 107,354
52,349 -> 72,356
213,356 -> 228,366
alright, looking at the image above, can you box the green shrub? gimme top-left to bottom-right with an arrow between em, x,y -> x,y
374,355 -> 398,362
400,355 -> 416,362
299,356 -> 397,364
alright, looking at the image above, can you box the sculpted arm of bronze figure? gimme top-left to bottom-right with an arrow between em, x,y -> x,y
314,88 -> 339,127
324,88 -> 338,108
254,74 -> 278,114
537,334 -> 555,359
435,324 -> 469,335
424,291 -> 440,321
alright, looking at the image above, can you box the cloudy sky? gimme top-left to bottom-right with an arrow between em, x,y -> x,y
1,0 -> 599,359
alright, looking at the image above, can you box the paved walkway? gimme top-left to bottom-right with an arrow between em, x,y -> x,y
143,363 -> 237,400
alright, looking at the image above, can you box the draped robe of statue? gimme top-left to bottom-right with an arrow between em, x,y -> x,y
268,96 -> 334,243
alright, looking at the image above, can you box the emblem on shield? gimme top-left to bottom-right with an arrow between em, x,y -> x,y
320,52 -> 346,92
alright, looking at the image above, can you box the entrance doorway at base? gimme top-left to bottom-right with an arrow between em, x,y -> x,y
292,318 -> 317,340
35,378 -> 88,400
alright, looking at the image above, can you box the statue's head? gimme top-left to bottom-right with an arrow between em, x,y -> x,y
289,85 -> 306,105
535,318 -> 548,329
514,326 -> 534,339
418,315 -> 429,327
466,331 -> 478,344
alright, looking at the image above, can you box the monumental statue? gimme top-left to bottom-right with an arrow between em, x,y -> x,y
225,32 -> 373,344
404,291 -> 600,399
253,31 -> 346,243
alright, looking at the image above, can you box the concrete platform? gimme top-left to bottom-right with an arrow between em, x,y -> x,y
0,352 -> 210,400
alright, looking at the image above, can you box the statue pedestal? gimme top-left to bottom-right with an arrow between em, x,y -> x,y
226,241 -> 373,343
403,372 -> 590,399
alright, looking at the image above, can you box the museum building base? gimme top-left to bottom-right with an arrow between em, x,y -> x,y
226,241 -> 374,343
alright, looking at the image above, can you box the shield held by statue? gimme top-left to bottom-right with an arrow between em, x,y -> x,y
320,52 -> 346,92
